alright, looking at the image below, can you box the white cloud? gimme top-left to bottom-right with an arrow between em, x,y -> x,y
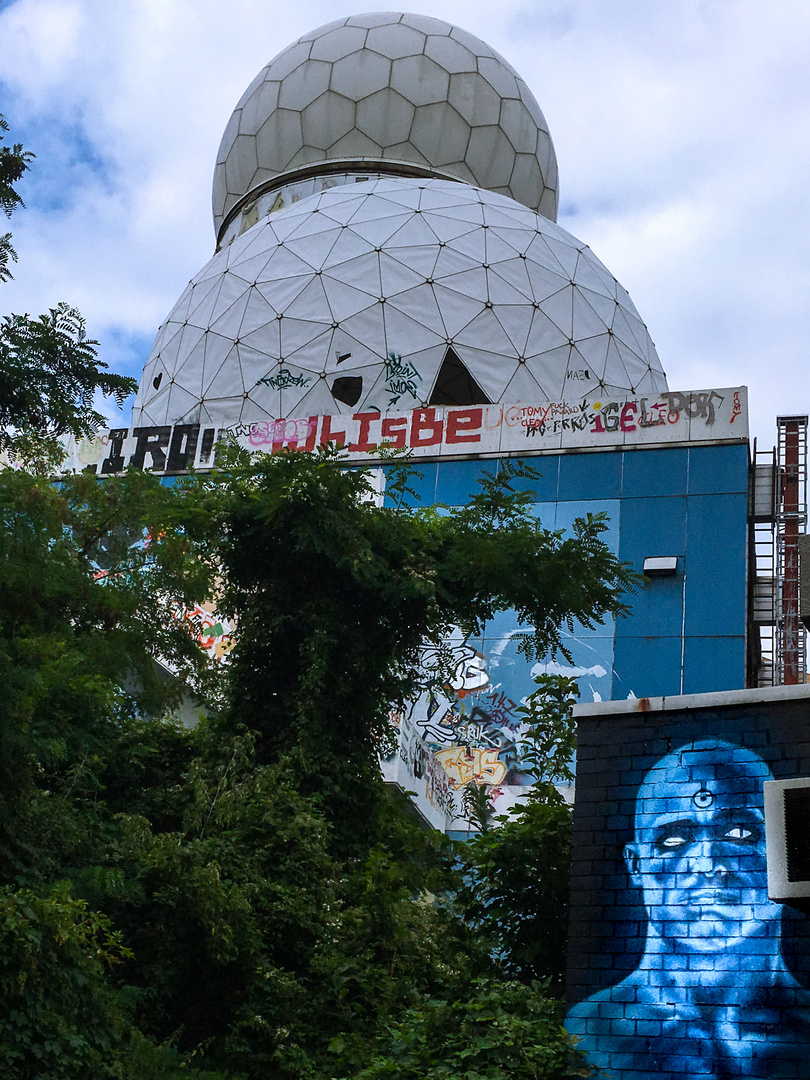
0,0 -> 85,90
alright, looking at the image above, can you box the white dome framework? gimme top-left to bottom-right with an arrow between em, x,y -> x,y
135,178 -> 665,428
213,11 -> 559,242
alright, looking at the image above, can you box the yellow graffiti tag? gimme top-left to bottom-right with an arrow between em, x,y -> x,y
433,746 -> 506,788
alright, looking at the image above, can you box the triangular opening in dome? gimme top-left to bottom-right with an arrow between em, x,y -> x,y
429,347 -> 491,407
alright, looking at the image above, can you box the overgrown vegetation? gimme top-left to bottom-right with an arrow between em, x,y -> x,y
0,451 -> 633,1078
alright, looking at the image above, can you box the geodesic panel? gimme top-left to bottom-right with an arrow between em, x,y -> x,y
212,13 -> 558,239
136,177 -> 666,429
356,88 -> 415,145
390,55 -> 450,106
301,93 -> 356,149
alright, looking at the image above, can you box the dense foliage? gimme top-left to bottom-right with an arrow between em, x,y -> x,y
0,451 -> 635,1077
354,980 -> 589,1080
198,451 -> 631,852
455,674 -> 580,990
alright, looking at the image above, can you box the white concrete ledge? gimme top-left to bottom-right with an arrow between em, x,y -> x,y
573,682 -> 810,718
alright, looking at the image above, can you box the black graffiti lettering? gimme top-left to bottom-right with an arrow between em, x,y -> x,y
212,431 -> 229,465
638,398 -> 665,427
130,426 -> 171,470
199,427 -> 216,464
660,392 -> 684,417
167,424 -> 200,473
660,390 -> 724,426
706,391 -> 724,425
223,422 -> 254,439
99,428 -> 128,474
690,393 -> 708,419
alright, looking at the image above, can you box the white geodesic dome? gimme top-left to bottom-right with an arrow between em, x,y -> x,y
133,177 -> 665,428
212,12 -> 558,241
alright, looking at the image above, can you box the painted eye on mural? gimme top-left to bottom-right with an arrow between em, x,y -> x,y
653,824 -> 693,852
722,825 -> 757,843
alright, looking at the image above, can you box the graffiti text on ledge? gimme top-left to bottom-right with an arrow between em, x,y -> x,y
66,388 -> 748,475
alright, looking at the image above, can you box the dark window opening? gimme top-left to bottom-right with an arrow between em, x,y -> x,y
331,376 -> 363,407
429,347 -> 491,407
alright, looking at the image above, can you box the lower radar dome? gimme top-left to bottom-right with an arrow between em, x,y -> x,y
134,177 -> 666,428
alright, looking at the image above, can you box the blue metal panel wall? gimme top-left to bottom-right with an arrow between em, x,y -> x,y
384,441 -> 749,701
613,443 -> 748,697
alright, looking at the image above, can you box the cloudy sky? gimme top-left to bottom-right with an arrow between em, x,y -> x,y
1,0 -> 808,447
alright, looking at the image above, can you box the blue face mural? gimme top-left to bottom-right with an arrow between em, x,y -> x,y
565,741 -> 810,1080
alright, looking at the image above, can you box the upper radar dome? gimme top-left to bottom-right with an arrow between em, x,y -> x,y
213,12 -> 558,241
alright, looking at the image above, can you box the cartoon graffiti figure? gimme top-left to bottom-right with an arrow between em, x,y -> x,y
566,741 -> 810,1079
410,637 -> 490,743
447,647 -> 489,696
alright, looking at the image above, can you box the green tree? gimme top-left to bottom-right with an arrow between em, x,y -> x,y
0,113 -> 33,284
354,980 -> 590,1080
191,451 -> 633,855
0,467 -> 215,881
0,303 -> 137,456
0,450 -> 632,1078
0,114 -> 136,459
455,675 -> 580,989
0,884 -> 127,1078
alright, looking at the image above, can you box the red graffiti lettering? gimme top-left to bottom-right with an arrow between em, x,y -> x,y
620,401 -> 638,432
410,408 -> 443,447
380,416 -> 407,448
446,408 -> 483,444
300,417 -> 318,452
349,412 -> 379,453
320,414 -> 346,446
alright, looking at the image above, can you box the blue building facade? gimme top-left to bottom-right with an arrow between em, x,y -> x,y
69,386 -> 753,830
389,439 -> 750,703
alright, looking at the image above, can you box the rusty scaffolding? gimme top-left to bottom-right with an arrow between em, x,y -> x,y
753,416 -> 808,686
776,416 -> 808,684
